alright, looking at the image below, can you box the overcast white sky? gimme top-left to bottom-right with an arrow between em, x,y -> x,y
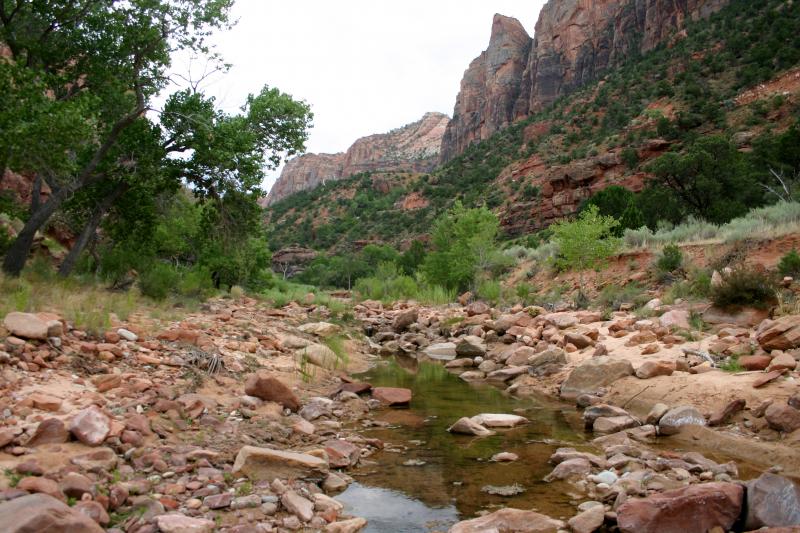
169,0 -> 545,189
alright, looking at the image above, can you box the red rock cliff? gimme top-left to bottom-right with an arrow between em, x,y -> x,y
264,112 -> 449,206
440,0 -> 728,162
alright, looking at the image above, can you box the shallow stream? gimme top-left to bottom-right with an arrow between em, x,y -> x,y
337,357 -> 589,532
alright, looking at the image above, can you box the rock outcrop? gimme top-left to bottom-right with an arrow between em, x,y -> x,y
264,112 -> 449,205
440,0 -> 728,162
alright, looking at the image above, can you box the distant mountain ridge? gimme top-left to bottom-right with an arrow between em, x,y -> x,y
263,112 -> 449,206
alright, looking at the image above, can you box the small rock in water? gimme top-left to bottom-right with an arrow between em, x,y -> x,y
490,452 -> 519,462
481,483 -> 526,496
402,459 -> 426,467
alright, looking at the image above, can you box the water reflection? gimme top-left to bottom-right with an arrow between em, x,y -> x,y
340,358 -> 587,531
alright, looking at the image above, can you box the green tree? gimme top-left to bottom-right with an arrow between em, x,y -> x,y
399,240 -> 427,275
422,202 -> 499,292
551,205 -> 621,286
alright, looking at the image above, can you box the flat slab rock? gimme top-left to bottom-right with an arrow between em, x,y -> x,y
0,493 -> 103,533
371,387 -> 412,405
617,482 -> 743,533
448,417 -> 494,437
232,446 -> 328,481
469,413 -> 528,428
449,507 -> 564,533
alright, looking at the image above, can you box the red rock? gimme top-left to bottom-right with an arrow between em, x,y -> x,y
617,482 -> 744,533
203,492 -> 231,509
74,500 -> 109,526
753,369 -> 787,388
371,387 -> 412,406
244,373 -> 300,412
3,312 -> 50,340
92,374 -> 122,393
27,392 -> 62,412
466,301 -> 490,316
60,472 -> 93,499
764,403 -> 800,433
739,355 -> 772,371
757,316 -> 800,351
0,493 -> 103,532
708,399 -> 746,426
449,507 -> 564,533
68,405 -> 111,446
336,382 -> 372,395
635,360 -> 674,379
17,476 -> 64,501
393,309 -> 418,333
323,439 -> 360,468
0,427 -> 20,448
108,485 -> 129,510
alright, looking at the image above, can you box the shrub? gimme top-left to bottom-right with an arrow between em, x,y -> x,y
596,284 -> 647,311
515,283 -> 533,302
656,244 -> 684,273
778,249 -> 800,278
476,279 -> 501,304
139,263 -> 180,300
710,266 -> 777,309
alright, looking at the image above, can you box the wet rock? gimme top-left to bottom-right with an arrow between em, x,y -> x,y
593,415 -> 640,435
324,517 -> 367,532
545,458 -> 592,481
3,312 -> 55,340
281,490 -> 314,522
323,439 -> 360,468
568,505 -> 605,533
560,357 -> 634,399
448,417 -> 495,437
68,405 -> 111,446
645,403 -> 669,425
481,483 -> 525,496
764,403 -> 800,433
393,308 -> 418,332
658,405 -> 706,435
455,336 -> 486,357
635,360 -> 674,379
244,373 -> 300,412
232,446 -> 329,481
423,342 -> 457,361
449,507 -> 564,532
372,387 -> 412,406
757,315 -> 800,351
617,482 -> 743,533
27,418 -> 69,446
155,513 -> 215,533
739,355 -> 772,371
337,381 -> 372,395
745,473 -> 800,529
708,399 -> 746,426
0,493 -> 103,532
470,413 -> 527,428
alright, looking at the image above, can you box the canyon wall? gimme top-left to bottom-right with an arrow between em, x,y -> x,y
264,112 -> 449,206
440,0 -> 728,162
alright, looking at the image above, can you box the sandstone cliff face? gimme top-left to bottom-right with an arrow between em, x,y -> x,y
265,112 -> 449,206
440,0 -> 728,162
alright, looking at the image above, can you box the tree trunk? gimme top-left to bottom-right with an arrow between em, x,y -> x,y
58,182 -> 128,277
2,186 -> 71,276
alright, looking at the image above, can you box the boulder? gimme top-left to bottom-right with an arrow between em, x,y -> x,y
297,343 -> 341,370
745,473 -> 800,530
244,373 -> 300,412
764,403 -> 800,433
768,352 -> 798,372
298,322 -> 339,337
543,313 -> 579,329
635,360 -> 675,379
465,301 -> 490,316
659,309 -> 690,330
281,490 -> 314,522
658,405 -> 706,436
469,413 -> 527,428
739,355 -> 772,371
528,347 -> 567,370
582,404 -> 630,428
455,336 -> 486,357
568,505 -> 605,533
323,439 -> 360,468
155,514 -> 215,533
545,458 -> 592,481
560,357 -> 634,399
3,312 -> 58,340
28,418 -> 69,446
564,332 -> 592,349
423,342 -> 457,361
371,387 -> 412,406
449,508 -> 564,533
0,493 -> 103,532
757,315 -> 800,351
393,308 -> 418,332
708,399 -> 746,426
232,446 -> 328,481
703,306 -> 769,327
448,417 -> 495,437
593,415 -> 640,434
68,405 -> 111,446
617,482 -> 744,533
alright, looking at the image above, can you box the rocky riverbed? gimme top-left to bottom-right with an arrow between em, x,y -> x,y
0,294 -> 798,532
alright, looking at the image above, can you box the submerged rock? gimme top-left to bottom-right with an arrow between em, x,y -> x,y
447,417 -> 495,437
449,507 -> 564,533
470,413 -> 527,428
481,483 -> 526,496
371,387 -> 412,406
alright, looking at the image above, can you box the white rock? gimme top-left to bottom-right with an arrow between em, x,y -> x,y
117,328 -> 138,342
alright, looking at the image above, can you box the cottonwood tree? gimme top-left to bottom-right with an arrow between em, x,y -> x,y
0,0 -> 234,276
551,205 -> 621,289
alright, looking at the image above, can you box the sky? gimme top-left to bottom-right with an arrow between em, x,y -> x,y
167,0 -> 545,189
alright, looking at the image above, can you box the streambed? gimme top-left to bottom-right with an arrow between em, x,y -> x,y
337,357 -> 589,532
